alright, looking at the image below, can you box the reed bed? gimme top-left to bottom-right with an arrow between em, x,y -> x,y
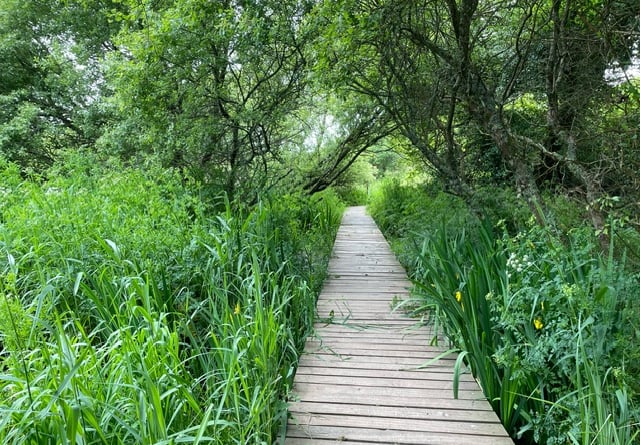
369,179 -> 639,444
0,158 -> 343,444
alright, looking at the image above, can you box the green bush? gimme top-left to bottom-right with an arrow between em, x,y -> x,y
368,178 -> 472,238
367,178 -> 474,267
333,184 -> 369,206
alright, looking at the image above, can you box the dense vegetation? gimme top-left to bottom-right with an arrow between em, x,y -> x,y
1,0 -> 639,443
369,179 -> 640,444
0,156 -> 343,443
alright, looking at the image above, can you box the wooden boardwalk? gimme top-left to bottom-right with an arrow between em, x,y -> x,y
284,206 -> 513,444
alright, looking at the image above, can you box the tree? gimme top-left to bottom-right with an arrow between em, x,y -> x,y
315,0 -> 640,230
0,0 -> 120,171
300,97 -> 395,194
104,0 -> 313,201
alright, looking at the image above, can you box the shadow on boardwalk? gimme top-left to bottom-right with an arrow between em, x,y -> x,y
284,206 -> 513,445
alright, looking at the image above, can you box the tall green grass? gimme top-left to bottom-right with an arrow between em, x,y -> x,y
413,224 -> 639,443
0,156 -> 343,444
411,221 -> 539,436
369,179 -> 640,444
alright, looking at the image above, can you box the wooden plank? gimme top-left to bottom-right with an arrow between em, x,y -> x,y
294,365 -> 475,382
303,338 -> 443,350
297,356 -> 457,373
323,284 -> 410,290
292,382 -> 486,401
313,320 -> 425,329
289,401 -> 501,423
285,439 -> 374,445
298,348 -> 453,361
312,321 -> 420,329
315,303 -> 401,311
319,291 -> 410,296
324,278 -> 412,285
311,324 -> 433,333
299,345 -> 449,359
316,300 -> 407,308
293,373 -> 481,391
284,206 -> 512,444
289,413 -> 509,436
303,342 -> 455,357
288,390 -> 496,412
309,328 -> 434,337
286,426 -> 513,445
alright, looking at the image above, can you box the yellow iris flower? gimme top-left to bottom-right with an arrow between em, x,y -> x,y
533,318 -> 543,330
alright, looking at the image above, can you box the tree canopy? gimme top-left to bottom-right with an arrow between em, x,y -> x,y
0,0 -> 638,223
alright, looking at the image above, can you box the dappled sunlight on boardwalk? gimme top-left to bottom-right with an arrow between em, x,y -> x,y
284,206 -> 513,444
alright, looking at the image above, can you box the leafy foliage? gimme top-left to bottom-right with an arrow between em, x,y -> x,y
314,0 -> 640,231
0,0 -> 117,171
370,180 -> 640,444
102,0 -> 313,200
0,159 -> 343,443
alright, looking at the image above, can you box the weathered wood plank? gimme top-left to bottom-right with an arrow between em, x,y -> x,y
288,390 -> 496,412
294,365 -> 475,382
302,354 -> 453,366
290,413 -> 509,436
312,321 -> 421,329
284,206 -> 512,444
303,341 -> 456,356
303,339 -> 446,351
293,373 -> 481,391
292,382 -> 486,401
314,322 -> 425,334
308,329 -> 434,338
297,356 -> 456,373
289,401 -> 501,423
287,425 -> 513,445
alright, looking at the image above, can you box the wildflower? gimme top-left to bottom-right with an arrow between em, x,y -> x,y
533,318 -> 543,330
612,367 -> 623,381
234,302 -> 241,315
455,291 -> 462,303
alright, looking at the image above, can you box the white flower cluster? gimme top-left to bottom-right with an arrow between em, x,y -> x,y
507,253 -> 534,275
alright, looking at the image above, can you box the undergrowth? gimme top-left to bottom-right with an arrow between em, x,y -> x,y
0,156 -> 344,444
369,179 -> 640,444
